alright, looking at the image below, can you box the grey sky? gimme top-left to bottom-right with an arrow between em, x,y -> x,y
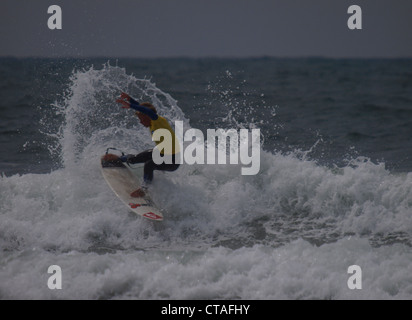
1,0 -> 412,58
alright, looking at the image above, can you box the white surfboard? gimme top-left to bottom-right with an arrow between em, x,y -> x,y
100,155 -> 163,221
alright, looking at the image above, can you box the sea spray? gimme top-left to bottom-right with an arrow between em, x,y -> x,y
8,62 -> 412,249
1,59 -> 412,299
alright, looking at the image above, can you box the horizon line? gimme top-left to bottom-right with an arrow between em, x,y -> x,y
1,54 -> 412,60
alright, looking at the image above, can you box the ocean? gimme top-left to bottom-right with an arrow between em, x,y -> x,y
1,57 -> 412,300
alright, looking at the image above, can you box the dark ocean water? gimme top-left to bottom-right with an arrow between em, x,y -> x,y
1,58 -> 412,299
1,58 -> 412,175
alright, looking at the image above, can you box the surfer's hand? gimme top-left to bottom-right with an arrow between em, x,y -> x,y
117,92 -> 132,108
120,154 -> 134,162
120,92 -> 131,101
116,99 -> 130,109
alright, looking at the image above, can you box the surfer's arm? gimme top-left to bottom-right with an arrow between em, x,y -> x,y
129,97 -> 139,105
117,92 -> 158,120
116,93 -> 143,111
129,101 -> 158,120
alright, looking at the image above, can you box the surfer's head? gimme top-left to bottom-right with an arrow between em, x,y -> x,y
136,102 -> 156,127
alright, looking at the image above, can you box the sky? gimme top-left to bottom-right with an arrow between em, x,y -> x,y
1,0 -> 412,58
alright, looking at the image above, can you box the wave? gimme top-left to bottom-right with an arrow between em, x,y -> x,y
1,63 -> 411,256
2,62 -> 412,300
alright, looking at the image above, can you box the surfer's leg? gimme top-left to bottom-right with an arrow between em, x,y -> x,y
128,159 -> 155,198
154,162 -> 180,173
127,150 -> 152,164
128,150 -> 154,197
131,155 -> 180,198
143,159 -> 156,182
143,157 -> 180,182
149,154 -> 180,177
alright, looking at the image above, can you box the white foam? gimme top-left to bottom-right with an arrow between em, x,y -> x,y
1,238 -> 412,299
1,64 -> 411,299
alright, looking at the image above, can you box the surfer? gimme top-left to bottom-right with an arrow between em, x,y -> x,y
115,92 -> 180,197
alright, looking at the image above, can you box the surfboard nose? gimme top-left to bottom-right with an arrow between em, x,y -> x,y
101,154 -> 125,168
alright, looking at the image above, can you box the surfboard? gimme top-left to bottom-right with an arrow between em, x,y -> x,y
100,155 -> 163,221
